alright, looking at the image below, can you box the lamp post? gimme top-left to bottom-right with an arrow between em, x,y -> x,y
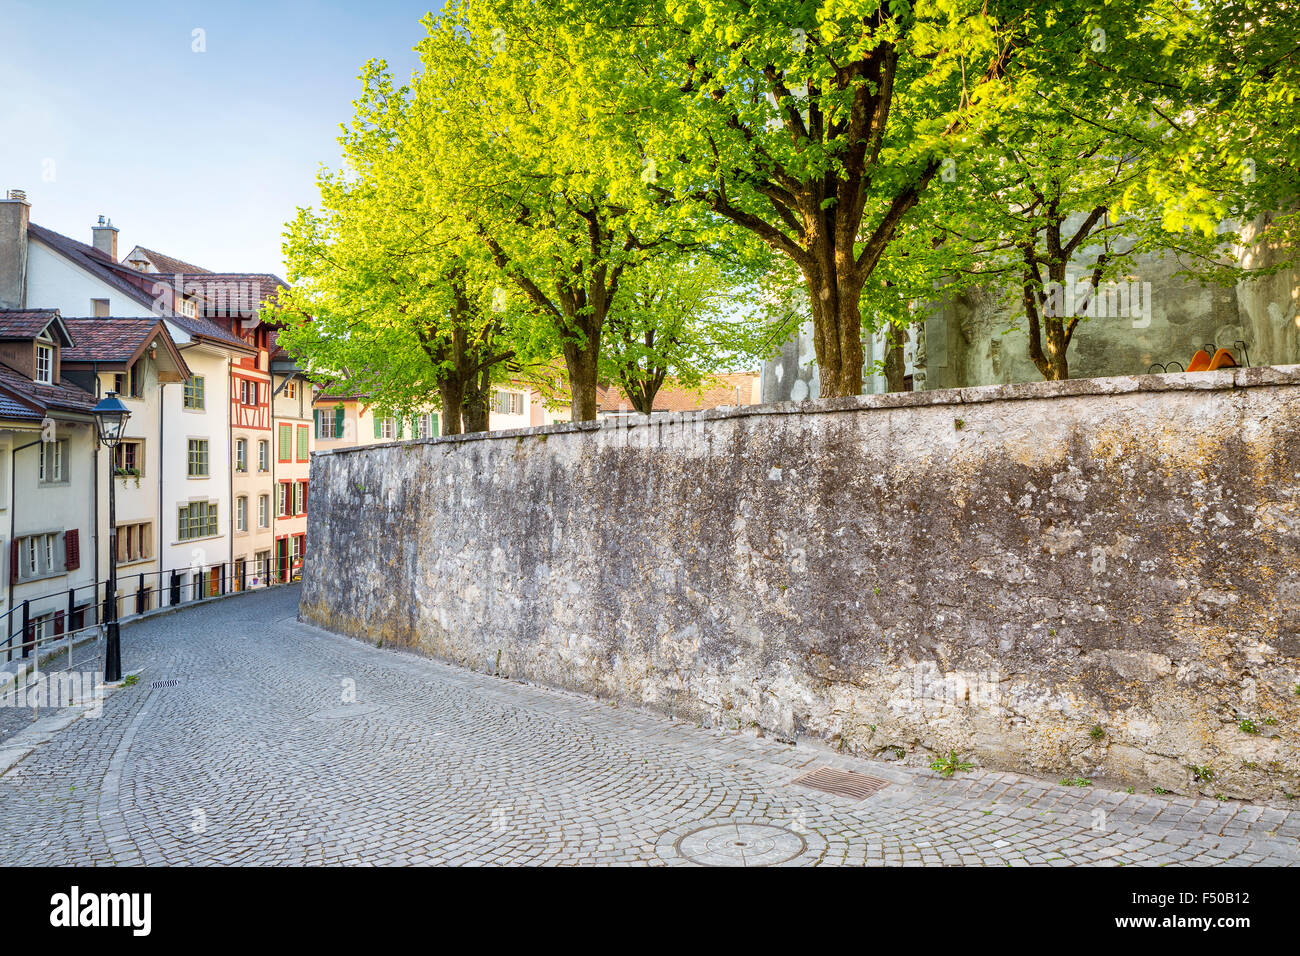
92,391 -> 130,683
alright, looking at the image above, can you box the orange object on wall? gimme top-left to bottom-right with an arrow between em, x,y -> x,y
1186,349 -> 1212,372
1207,348 -> 1238,370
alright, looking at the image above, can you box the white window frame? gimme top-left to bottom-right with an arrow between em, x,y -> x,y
257,495 -> 269,528
38,440 -> 67,484
35,343 -> 53,384
235,496 -> 248,533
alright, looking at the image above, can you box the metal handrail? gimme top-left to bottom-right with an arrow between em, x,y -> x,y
2,557 -> 304,665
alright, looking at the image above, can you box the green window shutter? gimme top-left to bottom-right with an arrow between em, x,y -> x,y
298,425 -> 307,459
335,406 -> 344,437
396,418 -> 404,439
279,424 -> 290,461
432,413 -> 439,437
373,415 -> 382,439
313,409 -> 320,434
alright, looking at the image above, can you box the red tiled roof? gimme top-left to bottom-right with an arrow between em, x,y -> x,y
126,246 -> 211,275
60,317 -> 166,363
0,308 -> 64,341
600,372 -> 760,413
165,273 -> 288,316
0,360 -> 96,417
27,222 -> 254,352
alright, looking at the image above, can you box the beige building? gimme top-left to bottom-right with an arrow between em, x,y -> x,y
59,317 -> 190,615
270,344 -> 310,582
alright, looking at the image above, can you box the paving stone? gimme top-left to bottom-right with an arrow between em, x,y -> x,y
0,585 -> 1296,866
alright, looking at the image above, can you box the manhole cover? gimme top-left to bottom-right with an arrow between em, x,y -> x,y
674,823 -> 807,867
310,703 -> 381,720
791,767 -> 890,800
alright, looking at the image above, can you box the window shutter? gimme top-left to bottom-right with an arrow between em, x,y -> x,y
432,413 -> 439,437
8,539 -> 17,584
335,406 -> 344,436
396,418 -> 404,439
313,409 -> 320,434
64,529 -> 80,572
373,415 -> 382,439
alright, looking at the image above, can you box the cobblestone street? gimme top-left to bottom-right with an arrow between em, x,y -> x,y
0,586 -> 1297,867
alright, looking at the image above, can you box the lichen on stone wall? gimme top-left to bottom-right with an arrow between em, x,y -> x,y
303,367 -> 1300,802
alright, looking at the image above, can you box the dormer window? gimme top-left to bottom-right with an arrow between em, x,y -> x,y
35,342 -> 53,384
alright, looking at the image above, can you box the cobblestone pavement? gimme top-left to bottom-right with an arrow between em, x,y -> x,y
0,585 -> 1297,866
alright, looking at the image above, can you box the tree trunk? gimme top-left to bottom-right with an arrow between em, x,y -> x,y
462,363 -> 491,433
565,339 -> 600,421
437,378 -> 465,435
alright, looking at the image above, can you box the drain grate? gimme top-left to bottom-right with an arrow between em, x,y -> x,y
150,680 -> 181,688
791,766 -> 890,800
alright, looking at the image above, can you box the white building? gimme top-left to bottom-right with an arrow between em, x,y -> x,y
2,192 -> 254,599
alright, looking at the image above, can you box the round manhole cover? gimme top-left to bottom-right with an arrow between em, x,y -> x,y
310,703 -> 381,720
671,822 -> 809,867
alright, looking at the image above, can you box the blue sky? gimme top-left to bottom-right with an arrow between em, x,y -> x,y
0,0 -> 441,277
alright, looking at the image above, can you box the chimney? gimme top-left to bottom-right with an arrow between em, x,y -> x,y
0,188 -> 31,310
92,214 -> 119,260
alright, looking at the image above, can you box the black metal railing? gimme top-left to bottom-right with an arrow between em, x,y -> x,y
2,557 -> 304,666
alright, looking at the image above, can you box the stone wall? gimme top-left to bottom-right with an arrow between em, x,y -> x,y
302,366 -> 1300,801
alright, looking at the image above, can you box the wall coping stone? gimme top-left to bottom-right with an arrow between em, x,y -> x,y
311,363 -> 1300,458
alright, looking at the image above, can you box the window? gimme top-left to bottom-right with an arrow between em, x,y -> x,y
14,531 -> 64,580
114,363 -> 142,398
39,440 -> 68,483
235,438 -> 247,472
183,375 -> 205,409
415,414 -> 438,439
293,481 -> 306,516
113,440 -> 142,477
284,379 -> 296,399
235,496 -> 248,533
35,343 -> 53,384
177,501 -> 218,541
187,439 -> 209,477
380,417 -> 397,440
278,482 -> 292,517
278,423 -> 291,462
257,440 -> 269,472
257,495 -> 269,528
492,390 -> 524,416
240,379 -> 259,405
255,550 -> 271,581
297,424 -> 308,461
115,521 -> 152,563
292,535 -> 305,565
316,406 -> 345,440
91,298 -> 110,317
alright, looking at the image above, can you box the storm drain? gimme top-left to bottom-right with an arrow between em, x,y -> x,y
150,680 -> 182,688
791,766 -> 890,800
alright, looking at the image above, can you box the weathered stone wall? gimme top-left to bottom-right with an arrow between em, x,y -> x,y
302,367 -> 1300,801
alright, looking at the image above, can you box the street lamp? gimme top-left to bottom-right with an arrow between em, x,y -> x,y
92,391 -> 130,683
